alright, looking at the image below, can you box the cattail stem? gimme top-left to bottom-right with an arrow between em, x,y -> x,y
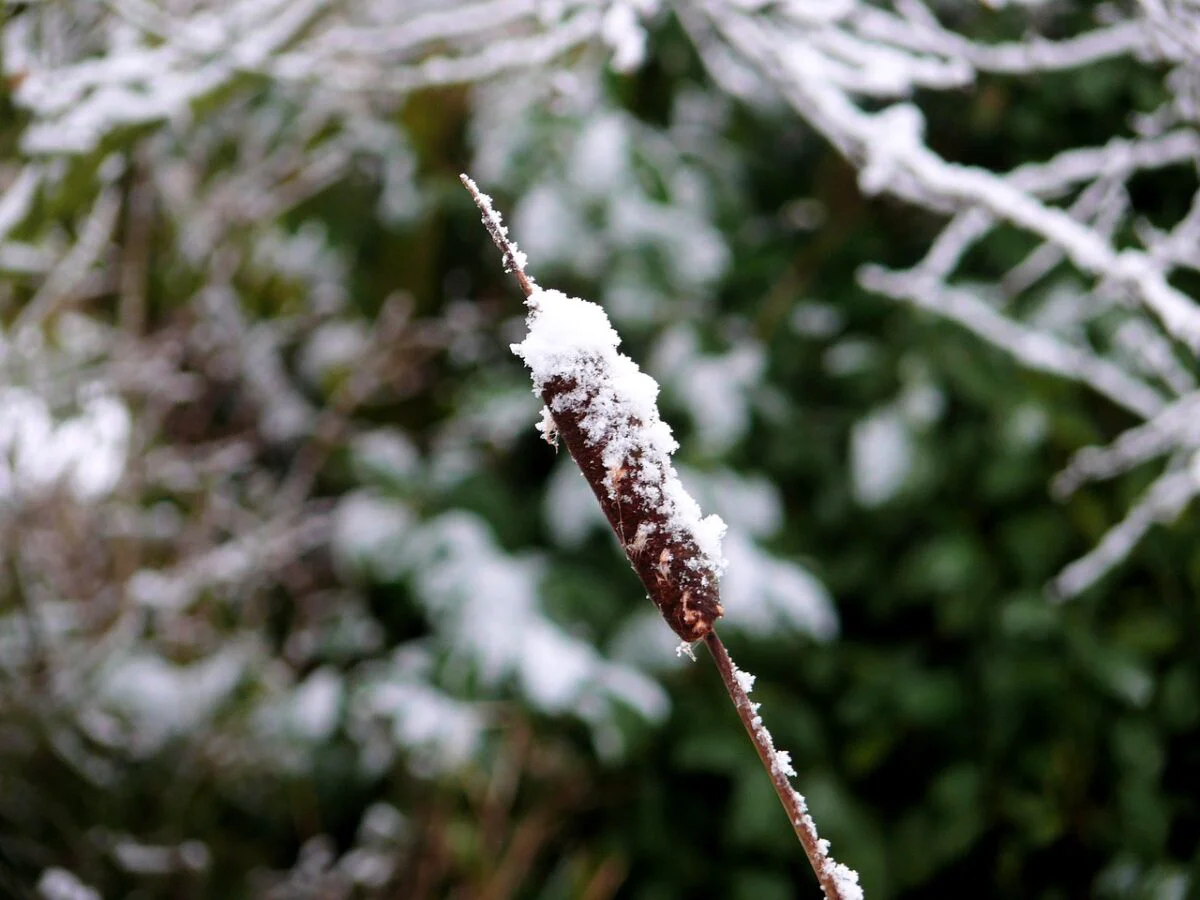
704,632 -> 858,900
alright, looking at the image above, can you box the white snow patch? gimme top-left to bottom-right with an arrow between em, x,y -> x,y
332,491 -> 413,583
850,406 -> 912,507
733,666 -> 756,694
0,387 -> 130,501
360,679 -> 482,773
680,467 -> 782,538
720,531 -> 839,640
544,456 -> 606,547
37,868 -> 100,900
300,321 -> 369,385
570,114 -> 630,197
405,511 -> 669,730
289,667 -> 343,741
99,643 -> 252,756
513,181 -> 601,276
351,429 -> 421,483
774,748 -> 797,778
652,326 -> 764,455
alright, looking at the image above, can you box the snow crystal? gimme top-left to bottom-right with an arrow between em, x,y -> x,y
609,609 -> 693,672
733,666 -> 756,694
826,860 -> 865,900
512,288 -> 727,574
674,640 -> 697,661
734,657 -> 864,900
773,748 -> 797,778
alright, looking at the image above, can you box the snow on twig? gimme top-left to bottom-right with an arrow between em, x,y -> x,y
686,0 -> 1200,595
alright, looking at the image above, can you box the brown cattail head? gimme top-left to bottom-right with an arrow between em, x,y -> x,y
460,173 -> 725,642
512,290 -> 726,642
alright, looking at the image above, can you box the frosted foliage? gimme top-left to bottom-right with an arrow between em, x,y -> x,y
0,388 -> 130,501
37,869 -> 100,900
670,0 -> 1200,594
652,326 -> 765,455
721,532 -> 839,640
408,511 -> 669,724
513,288 -> 728,572
336,495 -> 669,755
503,101 -> 730,302
355,664 -> 483,772
850,406 -> 913,508
99,645 -> 255,757
287,668 -> 344,742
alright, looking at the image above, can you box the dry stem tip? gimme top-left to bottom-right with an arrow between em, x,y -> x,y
460,173 -> 535,297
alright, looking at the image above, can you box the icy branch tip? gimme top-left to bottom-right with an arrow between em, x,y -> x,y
459,173 -> 534,297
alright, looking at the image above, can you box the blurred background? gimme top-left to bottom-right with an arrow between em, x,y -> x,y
1,2 -> 1198,898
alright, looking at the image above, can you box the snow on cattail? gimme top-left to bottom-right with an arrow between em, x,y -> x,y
461,174 -> 726,642
463,174 -> 862,900
513,288 -> 727,641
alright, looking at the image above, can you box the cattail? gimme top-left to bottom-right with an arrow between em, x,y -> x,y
514,292 -> 727,641
461,175 -> 726,643
462,174 -> 863,900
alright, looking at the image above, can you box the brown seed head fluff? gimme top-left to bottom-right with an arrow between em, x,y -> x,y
541,364 -> 725,643
511,287 -> 728,643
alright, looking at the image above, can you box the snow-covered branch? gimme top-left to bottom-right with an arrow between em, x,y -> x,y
688,0 -> 1200,596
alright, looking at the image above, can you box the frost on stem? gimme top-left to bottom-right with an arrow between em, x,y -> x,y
711,641 -> 863,900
